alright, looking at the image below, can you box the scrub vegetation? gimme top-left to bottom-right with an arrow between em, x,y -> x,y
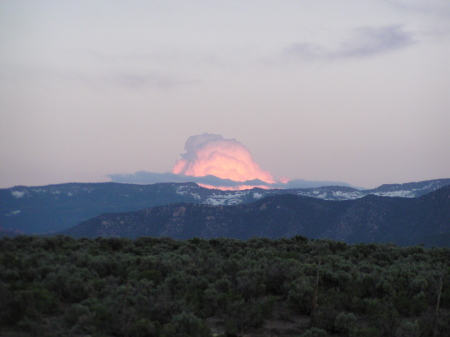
0,235 -> 449,337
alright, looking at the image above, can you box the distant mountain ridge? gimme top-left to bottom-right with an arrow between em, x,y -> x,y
1,178 -> 449,235
61,185 -> 450,247
109,170 -> 355,189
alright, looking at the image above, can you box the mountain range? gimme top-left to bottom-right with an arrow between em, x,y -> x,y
109,170 -> 356,189
1,178 -> 449,245
60,185 -> 450,246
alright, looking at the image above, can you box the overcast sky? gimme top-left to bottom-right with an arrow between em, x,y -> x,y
1,0 -> 449,189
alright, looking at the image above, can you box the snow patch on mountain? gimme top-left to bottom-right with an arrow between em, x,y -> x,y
371,190 -> 415,198
331,191 -> 363,199
6,210 -> 21,216
205,191 -> 249,206
11,191 -> 26,199
176,185 -> 201,200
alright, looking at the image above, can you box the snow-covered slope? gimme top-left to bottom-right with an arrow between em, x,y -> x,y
195,179 -> 450,205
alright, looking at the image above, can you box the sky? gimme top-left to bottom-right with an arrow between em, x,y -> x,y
1,0 -> 449,189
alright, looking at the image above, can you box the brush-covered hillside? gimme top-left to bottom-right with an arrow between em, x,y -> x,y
61,185 -> 450,247
1,235 -> 449,337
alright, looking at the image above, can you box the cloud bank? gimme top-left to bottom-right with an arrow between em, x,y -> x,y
109,133 -> 354,190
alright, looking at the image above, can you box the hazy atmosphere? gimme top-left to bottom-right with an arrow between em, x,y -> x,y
1,0 -> 449,189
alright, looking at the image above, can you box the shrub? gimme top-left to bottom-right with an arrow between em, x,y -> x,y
334,312 -> 357,334
162,311 -> 211,337
351,326 -> 379,337
300,327 -> 328,337
131,318 -> 160,337
395,319 -> 419,337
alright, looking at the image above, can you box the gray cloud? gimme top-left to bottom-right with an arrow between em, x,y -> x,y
1,64 -> 197,91
108,171 -> 354,190
286,25 -> 415,61
338,25 -> 415,57
385,0 -> 450,19
108,171 -> 266,188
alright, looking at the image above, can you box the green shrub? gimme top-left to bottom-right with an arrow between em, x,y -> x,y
395,319 -> 419,337
131,318 -> 160,337
300,327 -> 328,337
162,311 -> 211,337
351,326 -> 379,337
334,312 -> 357,334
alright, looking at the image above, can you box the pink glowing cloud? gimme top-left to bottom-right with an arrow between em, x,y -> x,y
172,134 -> 278,189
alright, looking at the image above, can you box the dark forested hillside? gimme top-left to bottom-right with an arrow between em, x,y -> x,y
0,236 -> 449,337
62,186 -> 450,247
0,182 -> 204,234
